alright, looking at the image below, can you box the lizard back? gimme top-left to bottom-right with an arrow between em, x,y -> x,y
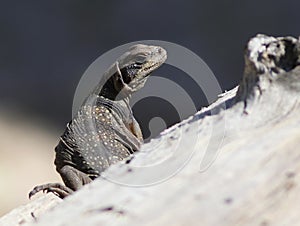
55,94 -> 142,178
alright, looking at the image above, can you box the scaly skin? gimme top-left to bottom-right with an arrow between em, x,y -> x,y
29,44 -> 167,198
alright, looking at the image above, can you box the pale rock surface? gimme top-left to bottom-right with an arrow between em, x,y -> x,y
1,34 -> 300,226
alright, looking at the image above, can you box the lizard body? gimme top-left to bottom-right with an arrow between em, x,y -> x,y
29,44 -> 167,198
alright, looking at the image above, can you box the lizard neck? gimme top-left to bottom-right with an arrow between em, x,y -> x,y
98,76 -> 132,101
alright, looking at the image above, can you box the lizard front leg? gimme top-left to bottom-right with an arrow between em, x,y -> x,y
129,116 -> 143,142
58,165 -> 92,191
29,165 -> 92,199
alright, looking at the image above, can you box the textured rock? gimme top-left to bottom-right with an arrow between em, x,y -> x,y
0,194 -> 61,226
1,34 -> 300,226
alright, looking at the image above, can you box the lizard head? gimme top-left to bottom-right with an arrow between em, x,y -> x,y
98,44 -> 167,99
117,44 -> 167,91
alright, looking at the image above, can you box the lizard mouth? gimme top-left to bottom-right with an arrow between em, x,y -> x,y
142,62 -> 161,74
141,53 -> 167,75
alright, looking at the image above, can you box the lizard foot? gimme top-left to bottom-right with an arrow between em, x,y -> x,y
29,183 -> 74,199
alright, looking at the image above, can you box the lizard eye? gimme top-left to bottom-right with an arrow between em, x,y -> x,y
129,62 -> 143,69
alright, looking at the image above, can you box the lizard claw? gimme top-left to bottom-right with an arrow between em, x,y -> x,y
29,185 -> 48,199
29,183 -> 74,199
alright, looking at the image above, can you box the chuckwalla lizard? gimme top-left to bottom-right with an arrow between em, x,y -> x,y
29,44 -> 167,198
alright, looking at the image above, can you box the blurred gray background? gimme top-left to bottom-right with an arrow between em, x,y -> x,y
0,0 -> 299,216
